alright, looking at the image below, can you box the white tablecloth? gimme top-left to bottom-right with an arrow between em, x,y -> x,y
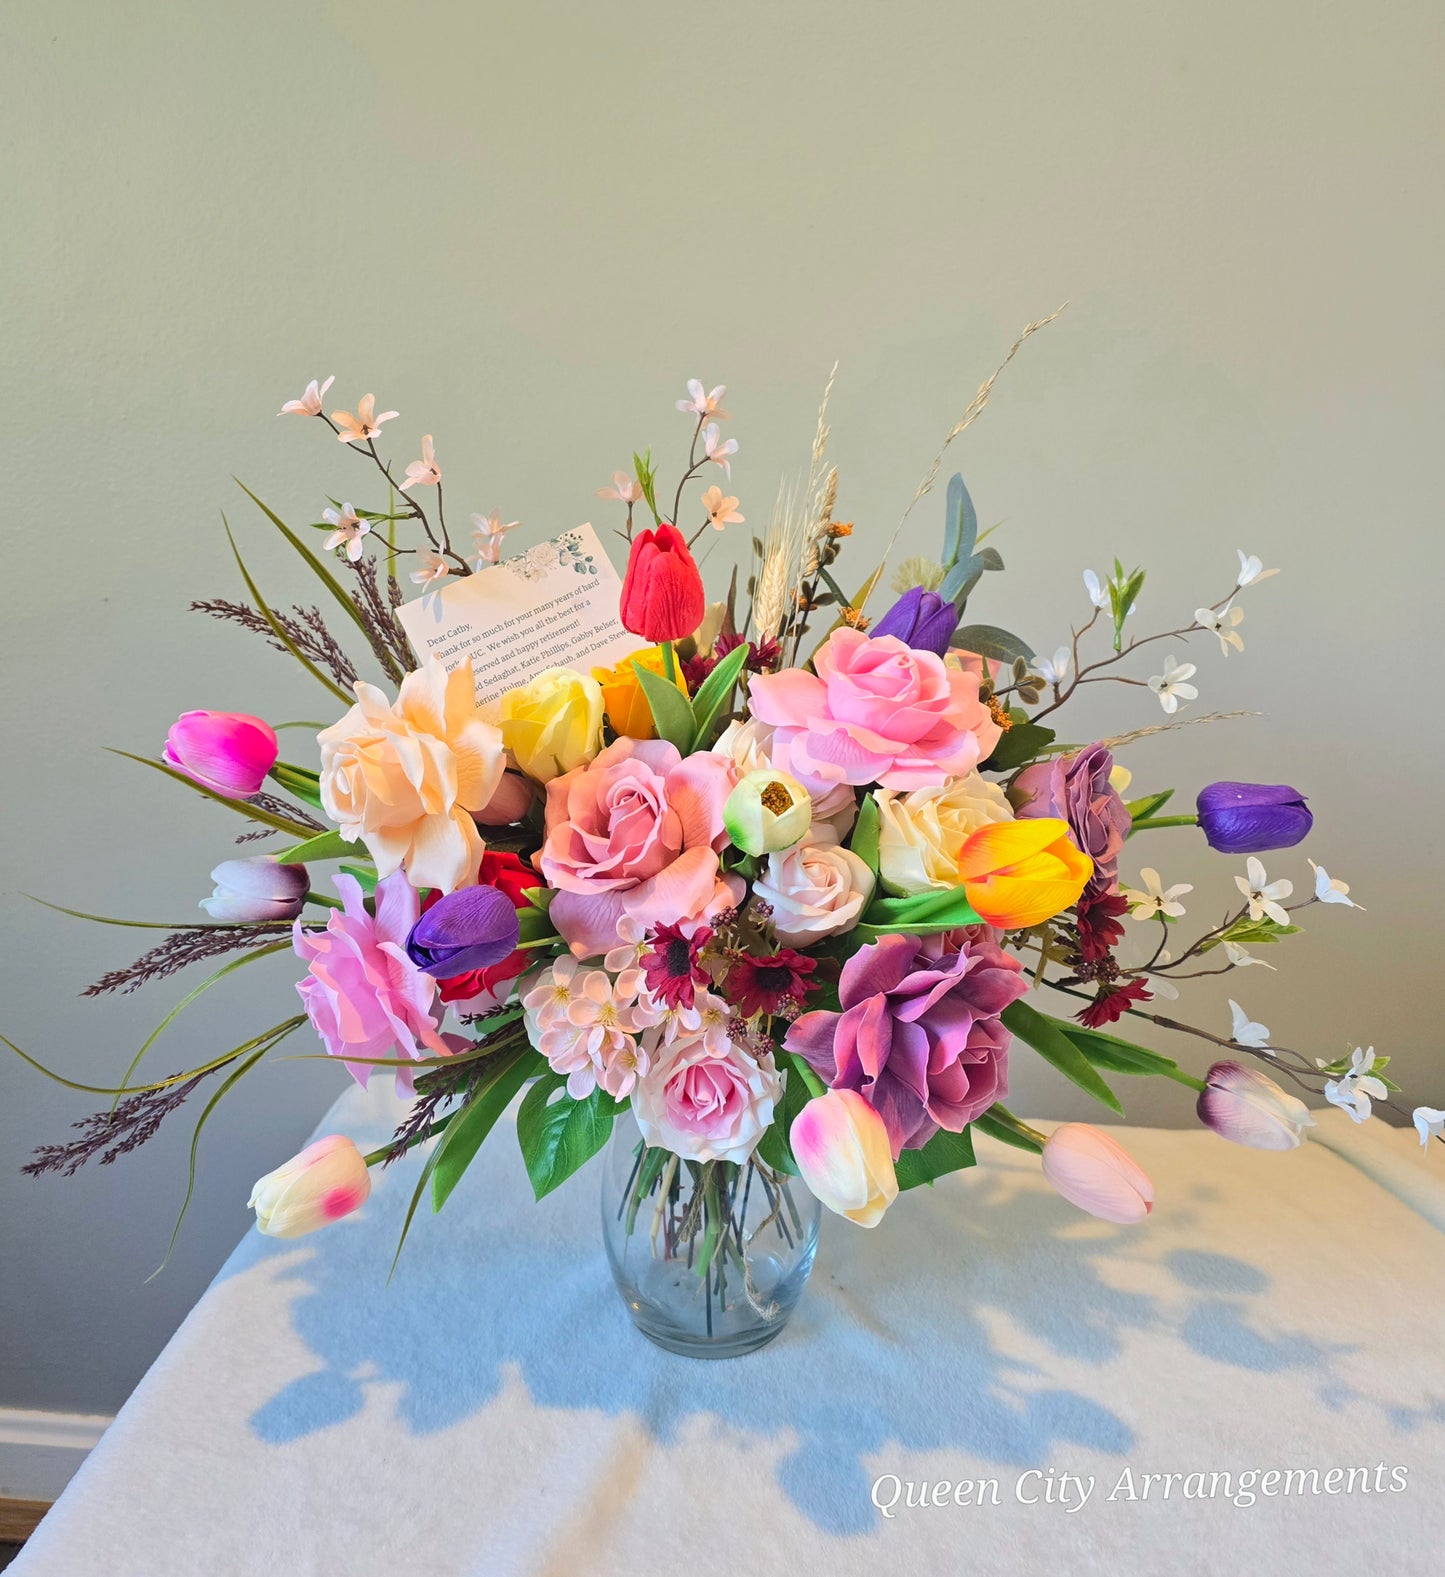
14,1089 -> 1445,1576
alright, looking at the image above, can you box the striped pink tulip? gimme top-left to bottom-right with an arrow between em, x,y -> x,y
1041,1123 -> 1154,1224
1198,1061 -> 1314,1150
790,1089 -> 899,1227
248,1135 -> 371,1239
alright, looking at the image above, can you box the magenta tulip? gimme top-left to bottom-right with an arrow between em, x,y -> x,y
164,710 -> 278,797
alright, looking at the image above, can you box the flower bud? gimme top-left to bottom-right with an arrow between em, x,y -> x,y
790,1089 -> 899,1227
619,523 -> 706,643
1041,1123 -> 1154,1224
405,883 -> 521,978
1197,1060 -> 1315,1150
248,1135 -> 371,1239
475,769 -> 536,826
869,586 -> 957,657
724,769 -> 813,856
164,710 -> 278,797
1195,781 -> 1312,854
199,857 -> 309,922
956,817 -> 1093,929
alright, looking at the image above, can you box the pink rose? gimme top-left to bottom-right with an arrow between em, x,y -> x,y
538,737 -> 742,959
747,627 -> 1001,793
293,872 -> 450,1096
633,1030 -> 780,1165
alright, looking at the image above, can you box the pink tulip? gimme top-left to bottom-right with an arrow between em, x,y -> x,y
1041,1123 -> 1154,1224
790,1089 -> 899,1227
247,1135 -> 371,1239
164,710 -> 278,797
1197,1061 -> 1315,1150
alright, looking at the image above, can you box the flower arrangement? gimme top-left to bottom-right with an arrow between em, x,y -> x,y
14,329 -> 1442,1351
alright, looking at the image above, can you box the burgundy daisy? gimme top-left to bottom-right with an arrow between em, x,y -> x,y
640,923 -> 712,1010
1076,978 -> 1152,1029
728,948 -> 817,1019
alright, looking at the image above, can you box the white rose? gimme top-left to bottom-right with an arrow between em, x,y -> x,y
876,772 -> 1013,896
711,718 -> 857,842
754,836 -> 875,945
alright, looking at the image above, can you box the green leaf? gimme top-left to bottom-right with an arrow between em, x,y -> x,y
982,719 -> 1056,772
755,1060 -> 812,1177
1001,998 -> 1124,1116
689,640 -> 751,746
431,1047 -> 544,1212
848,793 -> 881,877
972,1104 -> 1046,1153
632,659 -> 695,751
515,1076 -> 620,1200
274,828 -> 367,864
106,750 -> 318,838
1057,1022 -> 1184,1078
1125,789 -> 1175,821
895,1125 -> 976,1190
339,863 -> 378,893
516,906 -> 560,949
234,480 -> 400,679
268,762 -> 324,811
23,896 -> 282,931
860,885 -> 982,935
953,623 -> 1035,666
221,518 -> 353,705
941,472 -> 978,567
1203,914 -> 1302,951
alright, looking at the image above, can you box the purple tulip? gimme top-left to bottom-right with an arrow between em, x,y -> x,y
404,884 -> 520,978
869,586 -> 957,658
1197,1061 -> 1314,1150
1196,781 -> 1312,854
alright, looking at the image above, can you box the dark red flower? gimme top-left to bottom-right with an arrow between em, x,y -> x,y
640,923 -> 712,1010
620,523 -> 706,643
681,652 -> 718,692
1075,890 -> 1129,964
715,632 -> 782,673
1075,978 -> 1153,1028
728,948 -> 818,1019
423,851 -> 540,1005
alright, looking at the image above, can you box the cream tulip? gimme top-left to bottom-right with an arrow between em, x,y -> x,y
248,1135 -> 372,1239
790,1089 -> 899,1227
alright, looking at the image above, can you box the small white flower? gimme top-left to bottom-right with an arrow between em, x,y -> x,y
1035,646 -> 1071,687
409,548 -> 451,602
1324,1049 -> 1388,1124
702,422 -> 738,478
677,380 -> 729,421
1120,867 -> 1193,920
1228,999 -> 1272,1050
321,502 -> 370,562
1195,603 -> 1245,656
401,434 -> 441,491
470,511 -> 520,569
1140,951 -> 1180,1000
1413,1106 -> 1445,1147
1235,549 -> 1280,587
1223,940 -> 1277,971
1148,655 -> 1198,714
1083,568 -> 1108,610
602,915 -> 649,997
596,471 -> 643,504
1235,856 -> 1293,927
1309,858 -> 1363,910
279,375 -> 335,417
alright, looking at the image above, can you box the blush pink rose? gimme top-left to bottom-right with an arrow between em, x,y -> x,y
748,627 -> 1002,793
293,872 -> 450,1096
632,1030 -> 781,1165
538,737 -> 742,959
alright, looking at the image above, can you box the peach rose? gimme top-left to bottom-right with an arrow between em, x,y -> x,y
747,627 -> 1001,793
318,658 -> 505,893
538,737 -> 743,959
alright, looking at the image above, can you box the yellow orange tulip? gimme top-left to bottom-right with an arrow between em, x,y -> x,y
593,646 -> 688,740
956,817 -> 1093,929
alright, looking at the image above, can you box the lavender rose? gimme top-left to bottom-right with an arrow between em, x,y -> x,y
784,931 -> 1028,1158
1013,743 -> 1130,898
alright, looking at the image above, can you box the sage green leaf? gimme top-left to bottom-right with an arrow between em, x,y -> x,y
431,1047 -> 544,1212
689,640 -> 751,746
941,472 -> 978,567
953,623 -> 1035,666
894,1125 -> 976,1190
982,719 -> 1056,772
516,1076 -> 620,1200
1001,999 -> 1124,1115
632,659 -> 694,752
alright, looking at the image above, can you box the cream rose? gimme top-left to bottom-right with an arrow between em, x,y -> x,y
876,772 -> 1013,896
318,658 -> 505,894
754,837 -> 875,946
710,718 -> 858,843
499,667 -> 604,783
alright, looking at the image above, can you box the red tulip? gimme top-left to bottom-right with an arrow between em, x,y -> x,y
619,523 -> 705,644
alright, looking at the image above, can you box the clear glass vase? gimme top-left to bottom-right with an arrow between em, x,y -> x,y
601,1109 -> 821,1358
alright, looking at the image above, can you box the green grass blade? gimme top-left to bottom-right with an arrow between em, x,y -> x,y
106,750 -> 318,837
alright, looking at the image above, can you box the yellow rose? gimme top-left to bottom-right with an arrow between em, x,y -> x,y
499,667 -> 605,783
318,658 -> 505,893
875,773 -> 1014,896
592,646 -> 688,740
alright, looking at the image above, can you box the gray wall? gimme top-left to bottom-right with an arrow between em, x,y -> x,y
2,0 -> 1441,1415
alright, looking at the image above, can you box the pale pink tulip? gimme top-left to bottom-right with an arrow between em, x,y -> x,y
1041,1123 -> 1154,1224
248,1135 -> 371,1239
163,710 -> 278,797
332,393 -> 399,444
1197,1061 -> 1315,1150
791,1089 -> 898,1227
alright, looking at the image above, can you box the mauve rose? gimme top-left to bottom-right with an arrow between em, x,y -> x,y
1013,743 -> 1130,897
747,627 -> 1001,794
785,930 -> 1028,1158
538,737 -> 742,959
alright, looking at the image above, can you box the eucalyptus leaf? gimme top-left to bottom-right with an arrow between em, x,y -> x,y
942,472 -> 978,567
973,545 -> 1005,572
952,623 -> 1036,666
982,720 -> 1056,773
